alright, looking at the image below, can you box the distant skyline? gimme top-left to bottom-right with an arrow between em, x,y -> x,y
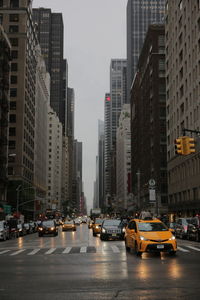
33,0 -> 127,211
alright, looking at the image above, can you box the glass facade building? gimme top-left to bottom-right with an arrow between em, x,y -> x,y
127,0 -> 165,102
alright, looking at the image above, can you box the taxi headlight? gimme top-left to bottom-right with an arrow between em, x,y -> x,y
122,228 -> 126,233
169,235 -> 176,241
38,227 -> 43,231
140,236 -> 149,241
102,228 -> 106,233
50,227 -> 54,230
95,225 -> 99,229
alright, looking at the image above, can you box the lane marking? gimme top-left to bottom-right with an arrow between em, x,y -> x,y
177,246 -> 189,252
80,246 -> 87,253
62,247 -> 72,254
10,249 -> 26,256
185,245 -> 200,252
45,248 -> 56,254
111,245 -> 120,253
0,250 -> 10,254
27,249 -> 41,255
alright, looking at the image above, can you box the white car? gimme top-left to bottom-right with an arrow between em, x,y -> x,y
0,220 -> 9,241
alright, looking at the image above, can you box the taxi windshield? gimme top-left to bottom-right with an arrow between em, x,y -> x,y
95,219 -> 103,224
138,222 -> 168,232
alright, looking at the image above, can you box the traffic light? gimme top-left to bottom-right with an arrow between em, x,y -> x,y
174,138 -> 183,155
186,137 -> 195,154
174,136 -> 196,155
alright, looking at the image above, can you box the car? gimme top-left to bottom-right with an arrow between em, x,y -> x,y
125,217 -> 177,256
100,219 -> 125,240
175,218 -> 191,239
38,220 -> 58,237
187,216 -> 200,242
74,218 -> 81,225
0,220 -> 9,241
92,218 -> 104,236
62,220 -> 76,231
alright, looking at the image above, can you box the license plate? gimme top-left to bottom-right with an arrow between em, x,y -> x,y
157,244 -> 164,249
112,233 -> 117,236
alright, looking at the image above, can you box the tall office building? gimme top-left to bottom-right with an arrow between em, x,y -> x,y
116,104 -> 131,211
0,25 -> 11,206
127,0 -> 165,102
1,0 -> 38,218
166,1 -> 200,217
104,93 -> 111,206
72,140 -> 82,213
110,59 -> 127,206
95,120 -> 104,209
33,8 -> 65,126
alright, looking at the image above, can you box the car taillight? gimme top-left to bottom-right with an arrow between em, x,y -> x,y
184,225 -> 187,231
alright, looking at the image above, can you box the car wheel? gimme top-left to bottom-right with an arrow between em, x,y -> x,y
135,242 -> 142,256
100,235 -> 104,241
38,233 -> 42,237
93,232 -> 97,237
125,239 -> 130,252
169,251 -> 176,256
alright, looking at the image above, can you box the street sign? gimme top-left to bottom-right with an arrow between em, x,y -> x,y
149,179 -> 155,187
149,189 -> 156,202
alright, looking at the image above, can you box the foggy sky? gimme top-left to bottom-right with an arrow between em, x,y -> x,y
33,0 -> 127,211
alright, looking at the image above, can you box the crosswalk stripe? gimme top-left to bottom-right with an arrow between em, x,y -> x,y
177,246 -> 189,252
27,249 -> 41,255
62,247 -> 72,254
111,245 -> 120,253
0,250 -> 10,254
80,246 -> 87,253
45,248 -> 56,254
186,245 -> 200,252
10,249 -> 26,256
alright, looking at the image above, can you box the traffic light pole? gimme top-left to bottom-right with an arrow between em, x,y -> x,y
182,128 -> 200,136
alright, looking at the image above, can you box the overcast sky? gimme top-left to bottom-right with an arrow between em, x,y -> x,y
33,0 -> 127,211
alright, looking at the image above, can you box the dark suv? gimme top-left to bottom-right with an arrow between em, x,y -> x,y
187,216 -> 200,242
38,220 -> 58,237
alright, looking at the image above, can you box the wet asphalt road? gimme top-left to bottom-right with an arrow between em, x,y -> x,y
0,223 -> 200,300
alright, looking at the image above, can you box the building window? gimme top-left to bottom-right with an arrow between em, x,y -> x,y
11,63 -> 18,72
11,50 -> 18,59
9,38 -> 18,47
9,14 -> 19,22
10,101 -> 16,110
8,167 -> 14,175
0,0 -> 3,7
11,75 -> 17,84
9,140 -> 16,149
10,88 -> 17,97
9,127 -> 16,136
10,0 -> 19,8
10,114 -> 16,123
9,25 -> 19,33
0,14 -> 3,24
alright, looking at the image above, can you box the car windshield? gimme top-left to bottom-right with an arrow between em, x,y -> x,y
95,219 -> 103,224
103,219 -> 121,226
42,221 -> 54,226
137,222 -> 168,232
64,221 -> 74,224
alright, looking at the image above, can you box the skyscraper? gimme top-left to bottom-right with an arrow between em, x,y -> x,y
127,0 -> 165,102
33,8 -> 64,125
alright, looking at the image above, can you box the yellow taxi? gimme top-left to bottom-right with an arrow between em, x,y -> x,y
62,220 -> 76,231
125,218 -> 177,256
92,218 -> 104,236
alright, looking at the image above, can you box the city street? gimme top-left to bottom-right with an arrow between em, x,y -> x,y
0,223 -> 200,300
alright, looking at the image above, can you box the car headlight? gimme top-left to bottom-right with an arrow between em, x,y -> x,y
122,228 -> 126,233
50,227 -> 54,230
38,227 -> 43,231
102,228 -> 106,233
169,235 -> 176,240
95,226 -> 99,229
140,235 -> 149,241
